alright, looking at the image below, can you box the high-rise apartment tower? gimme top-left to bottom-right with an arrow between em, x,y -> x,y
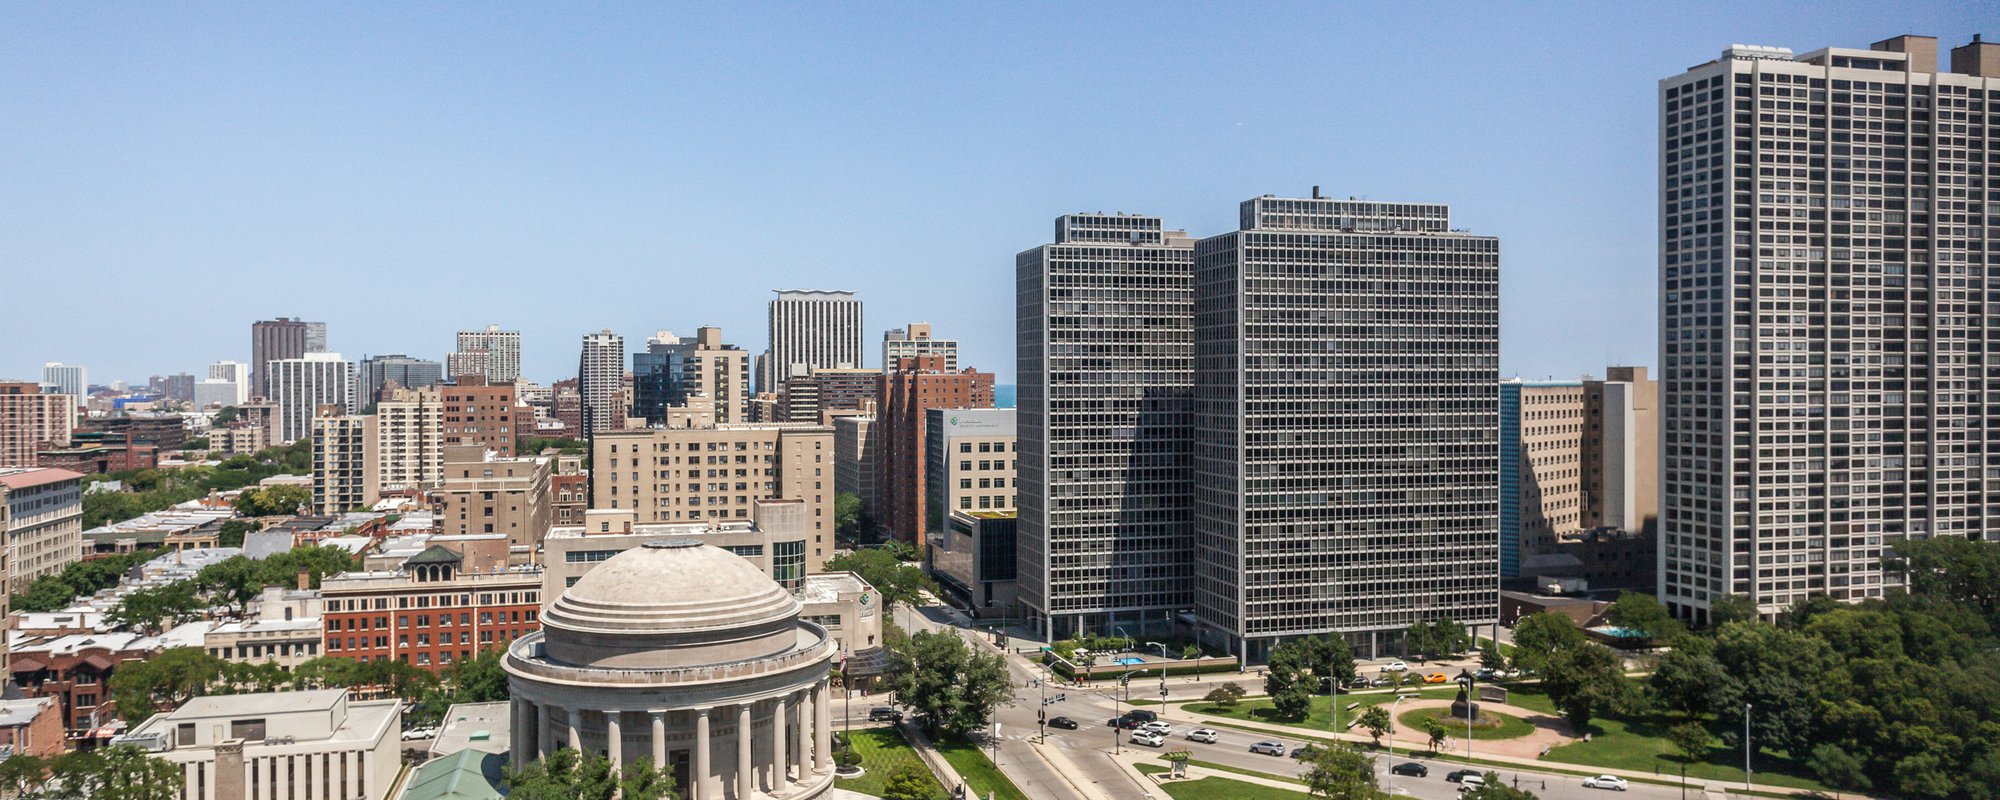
765,290 -> 863,392
577,330 -> 625,441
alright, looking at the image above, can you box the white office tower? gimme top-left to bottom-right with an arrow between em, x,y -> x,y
1192,195 -> 1500,660
39,363 -> 85,402
209,360 -> 252,404
765,290 -> 863,392
1660,35 -> 2000,623
455,324 -> 523,383
194,379 -> 239,409
1017,213 -> 1197,641
267,352 -> 354,443
883,322 -> 958,373
578,330 -> 625,440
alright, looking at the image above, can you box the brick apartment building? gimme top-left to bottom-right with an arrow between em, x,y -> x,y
441,376 -> 531,457
319,548 -> 543,672
876,356 -> 994,545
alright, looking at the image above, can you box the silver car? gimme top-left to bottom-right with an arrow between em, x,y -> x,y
1249,740 -> 1286,756
1187,728 -> 1219,744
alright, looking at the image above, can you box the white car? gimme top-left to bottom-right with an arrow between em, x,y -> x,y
400,727 -> 436,741
1582,775 -> 1629,791
1142,721 -> 1173,736
1129,730 -> 1165,747
1457,776 -> 1487,793
1186,728 -> 1219,744
1383,660 -> 1409,671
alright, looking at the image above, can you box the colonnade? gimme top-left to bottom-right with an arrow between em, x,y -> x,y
510,680 -> 833,800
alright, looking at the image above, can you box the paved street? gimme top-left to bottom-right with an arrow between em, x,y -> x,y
905,601 -> 1721,800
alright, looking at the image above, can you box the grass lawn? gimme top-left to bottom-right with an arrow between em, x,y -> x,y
1491,686 -> 1830,793
1186,687 -> 1459,732
1133,765 -> 1312,800
1156,755 -> 1307,786
834,728 -> 947,799
936,736 -> 1030,800
1396,707 -> 1535,740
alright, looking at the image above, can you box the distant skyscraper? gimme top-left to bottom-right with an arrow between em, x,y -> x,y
267,352 -> 353,444
1659,35 -> 2000,622
357,354 -> 444,405
883,323 -> 958,374
304,321 -> 329,354
193,379 -> 239,410
1192,195 -> 1499,660
765,290 -> 863,392
39,363 -> 85,403
633,327 -> 753,425
1017,213 -> 1197,641
577,330 -> 625,440
148,374 -> 195,403
0,383 -> 74,468
208,361 -> 251,405
250,318 -> 313,398
446,350 -> 490,382
455,324 -> 522,383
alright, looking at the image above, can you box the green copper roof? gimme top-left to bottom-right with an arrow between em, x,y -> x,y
405,544 -> 465,566
402,749 -> 506,800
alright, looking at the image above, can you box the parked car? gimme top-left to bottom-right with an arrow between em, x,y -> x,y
1458,775 -> 1487,793
1130,731 -> 1165,747
1047,716 -> 1078,730
1446,769 -> 1482,783
1424,672 -> 1449,684
1391,762 -> 1429,777
1249,740 -> 1287,756
1370,676 -> 1395,687
400,727 -> 437,741
1290,744 -> 1322,760
1582,776 -> 1629,791
1475,668 -> 1496,680
868,707 -> 903,722
1186,728 -> 1219,744
1141,721 -> 1173,736
1383,660 -> 1409,671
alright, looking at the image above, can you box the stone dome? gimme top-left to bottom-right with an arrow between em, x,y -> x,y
540,539 -> 805,669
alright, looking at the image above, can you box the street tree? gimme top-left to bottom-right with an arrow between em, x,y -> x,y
1405,617 -> 1472,661
109,647 -> 228,724
1461,775 -> 1541,800
1302,742 -> 1376,799
1508,612 -> 1586,676
881,629 -> 1012,738
1263,643 -> 1315,720
1806,743 -> 1870,800
1647,636 -> 1724,718
879,764 -> 935,800
1606,592 -> 1686,643
1421,715 -> 1450,752
1539,641 -> 1626,732
1357,706 -> 1391,746
1202,683 -> 1245,710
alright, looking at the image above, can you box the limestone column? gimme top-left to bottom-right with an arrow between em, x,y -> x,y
510,697 -> 530,767
539,703 -> 557,757
651,710 -> 667,773
771,695 -> 789,788
814,681 -> 832,773
566,707 -> 582,752
607,710 -> 623,769
694,708 -> 712,800
797,689 -> 812,773
736,704 -> 754,800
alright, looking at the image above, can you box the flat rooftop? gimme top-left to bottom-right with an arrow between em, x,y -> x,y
431,702 -> 511,757
173,688 -> 346,719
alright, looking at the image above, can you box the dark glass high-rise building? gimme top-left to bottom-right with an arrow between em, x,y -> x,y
1016,214 -> 1196,640
1659,36 -> 2000,623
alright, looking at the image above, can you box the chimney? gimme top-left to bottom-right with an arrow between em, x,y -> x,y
1952,34 -> 2000,76
297,570 -> 310,591
1870,35 -> 1938,74
215,740 -> 247,800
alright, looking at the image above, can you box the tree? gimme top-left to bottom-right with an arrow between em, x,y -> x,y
1421,715 -> 1450,752
1888,537 -> 2000,622
1539,641 -> 1625,732
880,764 -> 934,800
39,746 -> 183,800
504,748 -> 650,800
1647,636 -> 1724,718
1509,612 -> 1586,676
1806,743 -> 1869,800
834,492 -> 866,540
106,582 -> 205,634
1357,706 -> 1391,746
1461,774 -> 1541,800
1707,594 -> 1759,629
1263,643 -> 1315,720
1479,640 -> 1508,671
110,647 -> 229,724
1202,683 -> 1245,710
881,629 -> 1012,738
823,548 -> 933,610
1893,752 -> 1956,800
0,754 -> 47,798
1301,742 -> 1377,799
1667,720 -> 1709,766
216,519 -> 260,548
1712,620 -> 1840,755
1405,617 -> 1472,660
1606,592 -> 1687,643
233,484 -> 309,517
213,406 -> 240,425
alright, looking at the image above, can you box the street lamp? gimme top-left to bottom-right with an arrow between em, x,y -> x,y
1145,641 -> 1171,659
1744,702 -> 1754,793
1386,694 -> 1410,796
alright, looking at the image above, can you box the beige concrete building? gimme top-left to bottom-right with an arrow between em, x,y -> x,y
592,423 -> 834,556
0,383 -> 72,469
1583,367 -> 1658,535
376,386 -> 444,493
1510,382 -> 1586,570
832,415 -> 875,516
207,425 -> 269,457
437,445 -> 553,559
311,410 -> 377,515
634,326 -> 753,425
924,409 -> 1016,538
545,501 -> 820,595
121,689 -> 401,800
204,586 -> 325,671
0,468 -> 84,590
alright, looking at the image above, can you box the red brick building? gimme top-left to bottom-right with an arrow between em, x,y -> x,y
9,634 -> 154,744
441,376 -> 531,457
36,440 -> 158,474
0,697 -> 64,759
319,547 -> 543,672
551,473 -> 586,526
876,356 -> 995,546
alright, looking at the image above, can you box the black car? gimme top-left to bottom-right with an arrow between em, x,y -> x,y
1047,716 -> 1078,730
1290,744 -> 1322,760
1391,762 -> 1429,778
868,707 -> 903,722
1446,769 -> 1481,783
1125,709 -> 1159,724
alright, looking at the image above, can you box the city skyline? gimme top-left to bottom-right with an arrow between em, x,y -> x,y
8,6 -> 1990,385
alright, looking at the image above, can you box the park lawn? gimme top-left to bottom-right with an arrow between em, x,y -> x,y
1396,707 -> 1536,741
936,736 -> 1030,800
834,728 -> 947,799
1495,685 -> 1828,792
1155,755 -> 1307,785
1136,769 -> 1311,800
1185,687 -> 1459,732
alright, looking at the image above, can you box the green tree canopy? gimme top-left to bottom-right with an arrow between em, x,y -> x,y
1405,617 -> 1473,660
1508,612 -> 1586,676
823,547 -> 933,609
1539,640 -> 1627,732
505,747 -> 678,800
1606,592 -> 1686,642
1301,742 -> 1377,799
1357,706 -> 1391,746
881,629 -> 1013,738
1647,635 -> 1724,718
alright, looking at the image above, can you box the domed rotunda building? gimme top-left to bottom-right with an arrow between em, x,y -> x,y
505,539 -> 837,800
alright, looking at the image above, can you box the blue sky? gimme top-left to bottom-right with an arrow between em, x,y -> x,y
3,2 -> 1993,386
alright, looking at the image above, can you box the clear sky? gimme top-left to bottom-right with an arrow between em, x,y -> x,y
3,3 -> 1993,386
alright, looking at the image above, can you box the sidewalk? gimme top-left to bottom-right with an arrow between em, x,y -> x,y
900,721 -> 971,797
1106,747 -> 1307,798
